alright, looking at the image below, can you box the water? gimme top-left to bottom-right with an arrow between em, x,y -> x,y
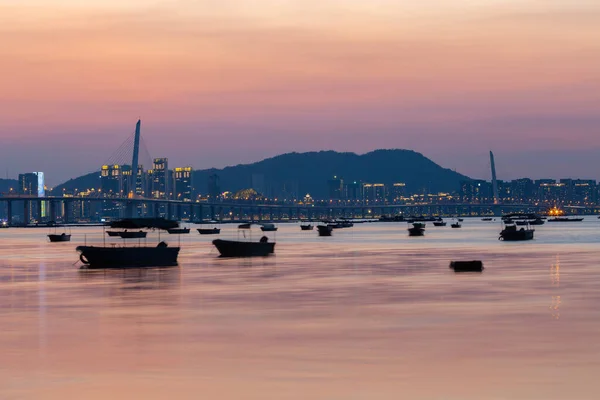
2,219 -> 600,399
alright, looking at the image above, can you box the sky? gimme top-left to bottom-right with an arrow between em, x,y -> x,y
1,0 -> 599,186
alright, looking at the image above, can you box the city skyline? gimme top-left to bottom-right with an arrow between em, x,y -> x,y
2,1 -> 600,184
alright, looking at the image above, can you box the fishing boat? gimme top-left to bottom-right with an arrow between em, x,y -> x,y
300,223 -> 314,231
212,223 -> 275,257
433,220 -> 447,227
117,230 -> 147,239
408,222 -> 425,236
260,223 -> 278,232
451,222 -> 461,228
167,227 -> 190,234
77,218 -> 180,268
317,225 -> 333,236
481,217 -> 493,221
328,220 -> 354,229
499,223 -> 534,241
197,227 -> 221,235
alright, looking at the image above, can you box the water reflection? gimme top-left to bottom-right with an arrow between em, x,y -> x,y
78,267 -> 182,291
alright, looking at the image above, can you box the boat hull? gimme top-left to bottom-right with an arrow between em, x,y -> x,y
48,234 -> 71,242
300,225 -> 314,231
198,228 -> 221,235
260,227 -> 278,232
77,245 -> 180,268
408,227 -> 425,236
212,239 -> 275,257
317,225 -> 333,236
167,228 -> 190,234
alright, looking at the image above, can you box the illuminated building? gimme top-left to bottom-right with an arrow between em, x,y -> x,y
391,183 -> 406,203
208,174 -> 221,200
100,165 -> 122,198
174,166 -> 194,202
151,158 -> 169,199
18,172 -> 45,197
363,183 -> 386,203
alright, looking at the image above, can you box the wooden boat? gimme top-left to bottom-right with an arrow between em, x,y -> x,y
212,237 -> 275,257
317,225 -> 333,236
106,231 -> 121,237
117,230 -> 147,239
499,224 -> 534,241
433,221 -> 447,227
167,227 -> 190,234
451,223 -> 461,228
300,224 -> 314,231
77,218 -> 181,268
197,227 -> 221,235
48,233 -> 71,242
481,217 -> 493,221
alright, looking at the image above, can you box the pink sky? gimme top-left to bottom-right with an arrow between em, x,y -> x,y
1,1 -> 599,185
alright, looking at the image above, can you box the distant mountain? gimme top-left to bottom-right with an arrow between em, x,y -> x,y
0,178 -> 18,194
194,150 -> 469,198
50,149 -> 470,198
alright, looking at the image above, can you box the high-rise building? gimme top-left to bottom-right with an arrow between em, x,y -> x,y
363,183 -> 386,203
18,172 -> 45,197
327,176 -> 344,200
174,167 -> 193,202
151,158 -> 169,199
391,183 -> 406,203
100,165 -> 123,198
460,180 -> 492,203
208,174 -> 221,200
345,181 -> 363,201
510,178 -> 535,203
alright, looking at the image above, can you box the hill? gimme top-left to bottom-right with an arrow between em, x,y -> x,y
50,149 -> 470,199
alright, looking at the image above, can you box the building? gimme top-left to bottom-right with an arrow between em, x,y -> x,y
174,167 -> 194,202
345,181 -> 363,202
18,172 -> 45,197
390,183 -> 406,203
327,176 -> 344,200
363,183 -> 386,203
150,158 -> 169,199
460,180 -> 492,203
510,178 -> 535,204
208,174 -> 221,200
100,165 -> 123,198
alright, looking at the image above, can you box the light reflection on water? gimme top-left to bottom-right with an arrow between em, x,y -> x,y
2,219 -> 600,399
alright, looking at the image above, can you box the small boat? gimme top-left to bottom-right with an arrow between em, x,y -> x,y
433,220 -> 447,227
167,227 -> 190,234
117,230 -> 147,239
77,218 -> 181,268
106,231 -> 121,237
197,227 -> 221,235
499,224 -> 534,241
451,222 -> 461,228
300,224 -> 314,231
450,260 -> 484,272
481,217 -> 493,221
48,233 -> 71,242
328,220 -> 354,229
317,225 -> 333,236
457,218 -> 464,222
260,223 -> 278,232
408,222 -> 425,236
547,217 -> 584,222
212,237 -> 275,257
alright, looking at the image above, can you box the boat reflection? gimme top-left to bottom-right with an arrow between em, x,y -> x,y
78,266 -> 182,292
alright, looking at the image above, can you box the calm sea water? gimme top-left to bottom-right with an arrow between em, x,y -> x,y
2,219 -> 600,399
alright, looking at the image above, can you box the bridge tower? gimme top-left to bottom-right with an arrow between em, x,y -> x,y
490,151 -> 501,215
130,119 -> 141,196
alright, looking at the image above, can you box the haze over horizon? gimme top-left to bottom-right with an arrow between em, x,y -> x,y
2,1 -> 600,186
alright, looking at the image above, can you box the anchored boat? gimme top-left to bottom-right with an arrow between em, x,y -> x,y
77,218 -> 181,268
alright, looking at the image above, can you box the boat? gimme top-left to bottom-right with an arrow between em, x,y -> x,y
457,218 -> 464,222
300,224 -> 314,231
481,217 -> 493,221
450,260 -> 484,272
260,223 -> 278,232
328,220 -> 354,229
106,231 -> 121,237
408,222 -> 425,236
499,223 -> 534,241
197,227 -> 221,235
212,237 -> 275,257
48,232 -> 71,242
77,218 -> 181,268
167,227 -> 190,234
433,220 -> 447,227
547,217 -> 584,222
117,230 -> 147,239
317,225 -> 333,236
451,222 -> 461,228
